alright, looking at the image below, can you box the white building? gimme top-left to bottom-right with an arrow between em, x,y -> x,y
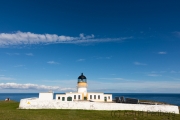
19,73 -> 179,114
55,73 -> 112,102
39,92 -> 53,100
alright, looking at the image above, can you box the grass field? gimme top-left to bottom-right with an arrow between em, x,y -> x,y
0,101 -> 179,120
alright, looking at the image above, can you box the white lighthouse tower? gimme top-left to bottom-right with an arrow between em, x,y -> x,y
77,73 -> 88,99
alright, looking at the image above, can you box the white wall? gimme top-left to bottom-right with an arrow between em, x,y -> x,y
104,94 -> 112,102
56,93 -> 82,101
55,92 -> 112,102
88,93 -> 104,101
19,99 -> 179,114
56,94 -> 66,101
87,93 -> 112,102
39,93 -> 53,100
66,93 -> 82,100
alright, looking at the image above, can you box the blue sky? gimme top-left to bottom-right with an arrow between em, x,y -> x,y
0,0 -> 180,93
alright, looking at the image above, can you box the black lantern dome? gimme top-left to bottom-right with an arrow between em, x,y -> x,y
78,73 -> 87,83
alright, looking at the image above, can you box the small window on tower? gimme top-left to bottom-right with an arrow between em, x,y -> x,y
78,95 -> 80,99
94,95 -> 96,99
108,96 -> 110,99
74,95 -> 76,99
58,97 -> 60,100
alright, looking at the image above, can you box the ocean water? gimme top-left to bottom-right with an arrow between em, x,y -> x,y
0,93 -> 180,106
111,93 -> 180,106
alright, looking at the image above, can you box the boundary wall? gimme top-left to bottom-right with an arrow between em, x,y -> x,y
19,98 -> 179,114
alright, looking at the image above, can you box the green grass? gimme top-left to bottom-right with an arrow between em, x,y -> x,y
0,101 -> 179,120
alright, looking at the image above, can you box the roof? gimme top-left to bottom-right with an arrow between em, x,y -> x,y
78,73 -> 87,79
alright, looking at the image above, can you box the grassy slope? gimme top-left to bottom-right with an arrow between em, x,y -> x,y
0,101 -> 179,120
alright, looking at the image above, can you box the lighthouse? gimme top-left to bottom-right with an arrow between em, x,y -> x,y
77,73 -> 88,99
55,73 -> 112,102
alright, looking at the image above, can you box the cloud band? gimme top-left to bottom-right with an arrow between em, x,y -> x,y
0,83 -> 75,91
0,31 -> 131,46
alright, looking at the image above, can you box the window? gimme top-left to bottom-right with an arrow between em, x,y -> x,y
74,95 -> 76,99
62,97 -> 65,101
67,97 -> 72,101
90,95 -> 92,99
94,95 -> 96,99
78,95 -> 80,100
58,97 -> 60,100
108,96 -> 110,99
98,95 -> 100,99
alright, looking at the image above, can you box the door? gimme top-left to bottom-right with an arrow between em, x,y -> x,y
104,97 -> 107,102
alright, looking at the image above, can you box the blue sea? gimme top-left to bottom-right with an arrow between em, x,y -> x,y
0,93 -> 180,106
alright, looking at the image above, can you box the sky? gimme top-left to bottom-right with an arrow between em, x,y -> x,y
0,0 -> 180,93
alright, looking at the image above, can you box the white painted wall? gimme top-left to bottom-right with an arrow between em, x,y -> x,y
39,93 -> 53,100
56,93 -> 82,101
87,93 -> 112,102
56,94 -> 66,101
19,98 -> 179,114
88,93 -> 104,101
66,93 -> 82,100
104,94 -> 112,102
55,92 -> 112,102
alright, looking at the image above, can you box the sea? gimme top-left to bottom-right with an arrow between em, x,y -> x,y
0,93 -> 180,106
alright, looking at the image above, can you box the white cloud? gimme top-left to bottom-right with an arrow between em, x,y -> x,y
173,31 -> 180,38
47,61 -> 59,64
1,79 -> 180,93
110,74 -> 116,75
26,53 -> 33,56
14,65 -> 24,67
0,77 -> 16,80
6,53 -> 20,55
169,76 -> 180,81
96,56 -> 112,59
0,31 -> 131,47
147,74 -> 162,77
158,52 -> 167,54
170,70 -> 180,73
79,33 -> 94,39
0,83 -> 75,91
170,70 -> 177,73
77,59 -> 85,62
160,71 -> 167,73
99,78 -> 124,80
134,62 -> 147,66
